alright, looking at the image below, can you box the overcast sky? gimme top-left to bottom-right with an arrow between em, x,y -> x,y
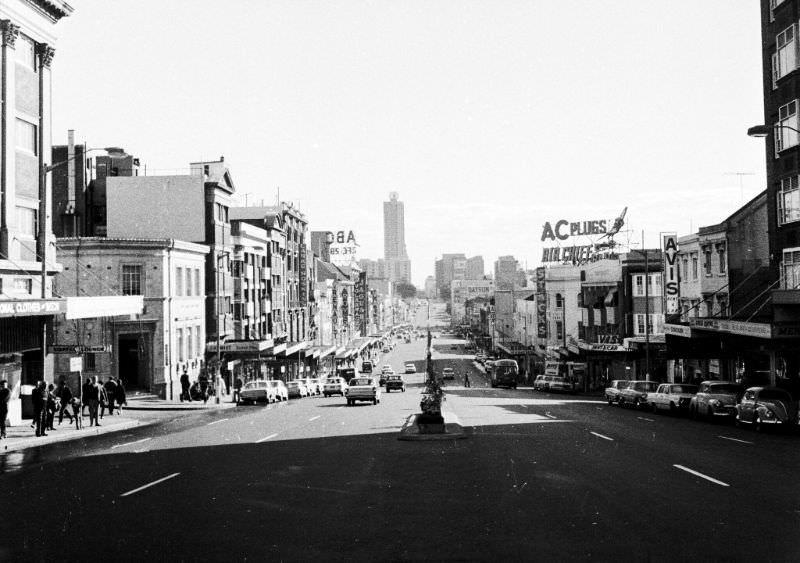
52,1 -> 766,287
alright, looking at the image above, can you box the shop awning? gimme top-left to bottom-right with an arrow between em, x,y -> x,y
307,345 -> 337,359
278,341 -> 311,356
65,295 -> 143,319
317,345 -> 337,359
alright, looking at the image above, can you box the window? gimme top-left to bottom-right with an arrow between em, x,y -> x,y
775,25 -> 798,82
15,34 -> 35,69
176,267 -> 184,296
704,247 -> 712,276
776,100 -> 800,153
185,268 -> 192,296
15,119 -> 37,155
176,328 -> 184,362
771,0 -> 789,22
186,327 -> 193,358
692,256 -> 698,280
782,248 -> 800,289
682,258 -> 688,281
635,314 -> 646,335
717,244 -> 727,274
555,293 -> 563,308
16,207 -> 37,236
778,175 -> 800,224
13,278 -> 32,295
196,325 -> 202,357
634,314 -> 659,336
555,321 -> 564,340
85,353 -> 96,371
634,275 -> 645,297
122,265 -> 143,295
650,273 -> 661,294
194,268 -> 201,296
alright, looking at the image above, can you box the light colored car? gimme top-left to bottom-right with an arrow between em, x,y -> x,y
303,377 -> 322,396
239,380 -> 274,404
404,363 -> 416,374
442,367 -> 455,380
345,376 -> 381,405
735,386 -> 798,431
547,376 -> 574,393
648,383 -> 697,414
618,380 -> 659,409
323,377 -> 346,397
267,380 -> 288,402
286,380 -> 309,398
690,381 -> 743,420
381,364 -> 394,374
533,375 -> 551,391
605,380 -> 630,404
385,374 -> 406,393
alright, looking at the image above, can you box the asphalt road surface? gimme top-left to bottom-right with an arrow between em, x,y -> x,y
1,304 -> 799,561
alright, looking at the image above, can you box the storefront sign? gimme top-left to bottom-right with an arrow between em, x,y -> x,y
663,234 -> 679,314
0,299 -> 64,317
536,267 -> 547,339
69,356 -> 82,372
541,219 -> 610,241
298,243 -> 308,305
689,318 -> 772,339
50,344 -> 111,354
663,323 -> 691,337
355,271 -> 367,335
579,341 -> 630,352
327,230 -> 359,266
209,340 -> 274,353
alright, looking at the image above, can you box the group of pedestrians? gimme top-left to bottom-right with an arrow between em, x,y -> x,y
82,375 -> 126,427
179,370 -> 215,404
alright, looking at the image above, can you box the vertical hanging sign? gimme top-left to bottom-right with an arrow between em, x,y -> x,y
663,234 -> 679,315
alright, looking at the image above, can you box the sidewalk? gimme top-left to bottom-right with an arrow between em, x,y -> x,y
123,391 -> 239,411
1,413 -> 146,453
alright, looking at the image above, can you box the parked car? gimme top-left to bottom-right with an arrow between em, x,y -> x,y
648,383 -> 697,414
604,380 -> 630,405
323,377 -> 346,397
385,374 -> 406,393
239,380 -> 274,404
547,376 -> 574,393
404,363 -> 417,374
690,381 -> 743,420
267,380 -> 288,402
303,378 -> 322,396
345,376 -> 381,405
735,386 -> 799,431
618,380 -> 660,409
533,375 -> 551,391
286,380 -> 309,398
442,367 -> 455,380
381,364 -> 394,374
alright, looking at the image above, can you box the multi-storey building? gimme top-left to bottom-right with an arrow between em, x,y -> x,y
450,279 -> 494,324
424,276 -> 436,299
383,192 -> 411,283
465,256 -> 484,280
494,255 -> 519,291
435,253 -> 466,298
0,2 -> 73,420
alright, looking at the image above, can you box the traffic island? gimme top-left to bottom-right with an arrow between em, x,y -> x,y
398,411 -> 467,441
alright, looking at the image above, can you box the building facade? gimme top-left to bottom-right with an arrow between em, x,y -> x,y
383,191 -> 411,284
494,255 -> 518,290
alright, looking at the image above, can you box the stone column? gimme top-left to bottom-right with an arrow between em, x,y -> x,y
0,20 -> 19,257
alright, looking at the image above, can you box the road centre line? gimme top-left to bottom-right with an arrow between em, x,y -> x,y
718,435 -> 754,445
590,431 -> 614,441
637,417 -> 654,422
545,413 -> 557,419
120,472 -> 180,497
673,464 -> 730,487
207,418 -> 229,426
256,433 -> 278,443
309,415 -> 321,421
111,437 -> 151,449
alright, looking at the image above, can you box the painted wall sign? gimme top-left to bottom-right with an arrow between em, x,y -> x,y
0,299 -> 64,317
663,234 -> 679,314
327,230 -> 359,266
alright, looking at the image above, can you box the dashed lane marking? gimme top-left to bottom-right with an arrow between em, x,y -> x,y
207,418 -> 229,426
673,464 -> 730,487
111,437 -> 151,450
637,417 -> 654,422
590,431 -> 614,441
309,416 -> 320,421
256,433 -> 278,443
120,472 -> 180,497
545,413 -> 557,419
718,435 -> 753,445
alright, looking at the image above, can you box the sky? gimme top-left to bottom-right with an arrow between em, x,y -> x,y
51,1 -> 766,287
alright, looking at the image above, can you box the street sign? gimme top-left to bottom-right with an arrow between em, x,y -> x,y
69,356 -> 82,372
50,344 -> 111,354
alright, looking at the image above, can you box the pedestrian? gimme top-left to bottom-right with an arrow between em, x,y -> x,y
199,372 -> 209,404
103,377 -> 118,417
464,372 -> 471,388
233,375 -> 243,404
180,369 -> 191,402
32,381 -> 47,437
82,377 -> 92,417
98,378 -> 109,420
84,376 -> 100,427
71,397 -> 82,430
57,379 -> 74,425
0,380 -> 10,439
116,376 -> 126,414
46,383 -> 58,431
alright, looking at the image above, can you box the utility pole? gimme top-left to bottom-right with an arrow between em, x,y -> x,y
723,172 -> 754,205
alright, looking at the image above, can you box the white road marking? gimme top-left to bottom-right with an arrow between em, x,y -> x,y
120,472 -> 180,497
673,464 -> 730,487
111,437 -> 151,449
637,417 -> 654,422
207,418 -> 229,426
590,431 -> 614,441
309,415 -> 320,421
545,413 -> 557,419
337,406 -> 344,410
718,435 -> 754,445
256,433 -> 278,443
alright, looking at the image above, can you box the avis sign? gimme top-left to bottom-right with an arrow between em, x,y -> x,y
663,234 -> 679,314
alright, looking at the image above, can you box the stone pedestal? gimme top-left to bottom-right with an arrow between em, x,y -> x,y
417,411 -> 445,433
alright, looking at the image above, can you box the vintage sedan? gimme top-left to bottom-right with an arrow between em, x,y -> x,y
323,377 -> 347,397
239,380 -> 274,404
303,377 -> 322,396
344,376 -> 381,406
735,387 -> 799,431
267,380 -> 288,402
618,380 -> 660,409
286,380 -> 309,399
604,380 -> 630,405
404,363 -> 417,374
648,383 -> 698,414
385,374 -> 406,393
690,381 -> 743,420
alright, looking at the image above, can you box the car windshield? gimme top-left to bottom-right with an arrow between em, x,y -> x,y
759,389 -> 792,401
672,385 -> 697,394
350,378 -> 371,385
267,382 -> 279,388
710,384 -> 742,394
325,379 -> 340,384
244,382 -> 260,389
443,369 -> 453,373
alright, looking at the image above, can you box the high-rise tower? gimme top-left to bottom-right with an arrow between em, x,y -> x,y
383,192 -> 411,283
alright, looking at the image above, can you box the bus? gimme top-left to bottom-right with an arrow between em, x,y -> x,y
490,359 -> 519,389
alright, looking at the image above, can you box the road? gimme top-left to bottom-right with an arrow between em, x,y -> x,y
0,303 -> 798,561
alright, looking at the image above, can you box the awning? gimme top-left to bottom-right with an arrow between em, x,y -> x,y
317,345 -> 337,359
65,295 -> 143,319
278,341 -> 311,357
307,345 -> 337,359
206,339 -> 274,354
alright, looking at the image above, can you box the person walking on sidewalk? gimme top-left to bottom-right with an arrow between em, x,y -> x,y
84,376 -> 101,427
98,378 -> 109,421
57,379 -> 73,425
464,372 -> 471,388
103,377 -> 118,417
180,370 -> 191,402
233,375 -> 243,404
32,381 -> 47,437
115,376 -> 126,414
0,380 -> 10,439
45,383 -> 58,431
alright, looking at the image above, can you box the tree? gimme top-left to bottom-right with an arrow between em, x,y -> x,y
394,282 -> 417,299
